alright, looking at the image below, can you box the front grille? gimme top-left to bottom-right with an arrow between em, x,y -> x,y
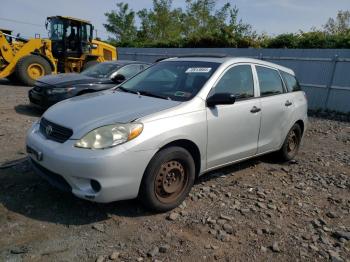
31,160 -> 72,192
39,118 -> 73,143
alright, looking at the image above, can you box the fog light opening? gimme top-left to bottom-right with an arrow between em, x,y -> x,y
90,179 -> 101,193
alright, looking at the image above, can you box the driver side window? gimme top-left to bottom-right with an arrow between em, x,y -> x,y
214,65 -> 254,100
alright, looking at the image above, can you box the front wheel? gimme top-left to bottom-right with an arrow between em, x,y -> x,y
15,55 -> 52,86
139,147 -> 195,212
278,123 -> 302,161
7,72 -> 18,83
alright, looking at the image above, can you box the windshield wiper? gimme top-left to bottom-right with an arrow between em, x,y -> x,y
115,87 -> 171,100
137,90 -> 171,100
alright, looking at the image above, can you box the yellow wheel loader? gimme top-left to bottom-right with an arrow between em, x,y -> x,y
0,16 -> 117,86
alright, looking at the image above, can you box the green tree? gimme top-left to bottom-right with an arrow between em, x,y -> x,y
267,33 -> 299,48
104,2 -> 137,43
323,10 -> 350,34
137,0 -> 185,43
183,0 -> 254,47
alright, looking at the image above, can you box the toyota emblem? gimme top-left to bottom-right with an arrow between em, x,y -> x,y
45,125 -> 53,136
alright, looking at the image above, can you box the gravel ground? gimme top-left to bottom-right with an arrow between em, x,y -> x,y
0,81 -> 349,262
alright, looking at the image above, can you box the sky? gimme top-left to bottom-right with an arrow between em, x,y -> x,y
1,0 -> 349,40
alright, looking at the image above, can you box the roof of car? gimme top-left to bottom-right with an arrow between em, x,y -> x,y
102,60 -> 150,66
162,56 -> 294,75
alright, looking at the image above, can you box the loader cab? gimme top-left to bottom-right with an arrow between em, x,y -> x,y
46,16 -> 93,59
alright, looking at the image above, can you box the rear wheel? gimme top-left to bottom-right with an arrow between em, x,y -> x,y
139,147 -> 195,212
278,123 -> 302,161
15,55 -> 52,86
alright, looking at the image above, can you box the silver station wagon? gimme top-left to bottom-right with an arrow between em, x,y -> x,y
26,56 -> 308,211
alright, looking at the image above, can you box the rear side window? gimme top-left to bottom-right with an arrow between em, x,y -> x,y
214,65 -> 254,99
280,71 -> 301,92
256,66 -> 285,97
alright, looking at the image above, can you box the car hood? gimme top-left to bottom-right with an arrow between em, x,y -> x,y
36,73 -> 111,87
43,90 -> 181,139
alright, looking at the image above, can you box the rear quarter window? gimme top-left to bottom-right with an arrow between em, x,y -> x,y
280,71 -> 301,92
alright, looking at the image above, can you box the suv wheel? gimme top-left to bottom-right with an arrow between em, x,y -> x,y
279,123 -> 302,161
139,146 -> 195,212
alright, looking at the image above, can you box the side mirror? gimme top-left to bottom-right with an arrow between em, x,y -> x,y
206,93 -> 236,107
111,74 -> 126,84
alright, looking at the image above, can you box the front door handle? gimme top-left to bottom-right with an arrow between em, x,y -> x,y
250,106 -> 261,113
285,100 -> 293,107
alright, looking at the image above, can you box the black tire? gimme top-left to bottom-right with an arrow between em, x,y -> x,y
278,123 -> 302,162
139,146 -> 195,212
82,60 -> 99,71
15,55 -> 52,86
7,72 -> 18,83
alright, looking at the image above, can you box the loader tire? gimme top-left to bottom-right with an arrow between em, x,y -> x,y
7,73 -> 18,83
15,55 -> 52,86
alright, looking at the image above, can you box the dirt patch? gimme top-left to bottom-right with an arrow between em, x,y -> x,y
0,83 -> 349,261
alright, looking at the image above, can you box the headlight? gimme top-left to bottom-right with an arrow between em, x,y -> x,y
75,123 -> 143,149
47,87 -> 75,94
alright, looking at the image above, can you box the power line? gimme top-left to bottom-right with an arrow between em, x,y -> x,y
0,17 -> 109,39
0,17 -> 43,27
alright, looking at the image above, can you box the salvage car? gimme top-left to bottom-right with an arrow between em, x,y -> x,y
26,56 -> 308,211
28,60 -> 150,108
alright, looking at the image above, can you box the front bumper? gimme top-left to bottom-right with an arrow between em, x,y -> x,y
28,89 -> 73,109
26,122 -> 157,203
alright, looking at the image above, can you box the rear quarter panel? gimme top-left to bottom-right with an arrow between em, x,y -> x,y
282,91 -> 308,144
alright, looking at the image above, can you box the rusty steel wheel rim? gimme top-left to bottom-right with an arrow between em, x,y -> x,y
287,130 -> 298,153
154,160 -> 188,203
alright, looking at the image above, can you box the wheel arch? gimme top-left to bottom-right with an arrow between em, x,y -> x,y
157,139 -> 201,179
295,119 -> 305,136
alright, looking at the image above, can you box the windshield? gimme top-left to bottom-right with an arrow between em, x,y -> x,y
81,63 -> 121,78
119,61 -> 220,101
49,18 -> 64,41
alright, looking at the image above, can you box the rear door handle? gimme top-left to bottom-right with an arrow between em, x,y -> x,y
285,100 -> 293,107
250,106 -> 261,113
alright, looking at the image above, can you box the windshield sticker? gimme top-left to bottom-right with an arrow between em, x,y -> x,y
185,67 -> 212,73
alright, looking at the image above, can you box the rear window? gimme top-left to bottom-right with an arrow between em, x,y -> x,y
256,66 -> 285,97
280,71 -> 301,92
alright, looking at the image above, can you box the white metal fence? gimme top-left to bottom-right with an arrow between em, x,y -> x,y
119,48 -> 350,113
